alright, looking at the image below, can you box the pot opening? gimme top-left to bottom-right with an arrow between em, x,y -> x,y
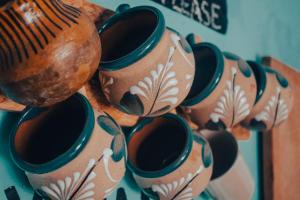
128,115 -> 189,175
202,130 -> 238,180
14,95 -> 87,165
187,46 -> 218,99
101,10 -> 158,63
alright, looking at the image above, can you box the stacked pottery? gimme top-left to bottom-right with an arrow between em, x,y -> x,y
0,1 -> 294,200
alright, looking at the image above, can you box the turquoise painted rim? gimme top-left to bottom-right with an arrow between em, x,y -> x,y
9,93 -> 95,174
181,42 -> 224,106
247,61 -> 267,104
99,5 -> 165,71
126,113 -> 193,178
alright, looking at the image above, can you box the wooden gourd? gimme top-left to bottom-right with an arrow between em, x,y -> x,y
0,0 -> 101,107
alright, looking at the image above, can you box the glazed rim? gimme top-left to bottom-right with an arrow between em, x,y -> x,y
181,42 -> 224,106
126,113 -> 193,178
9,93 -> 95,174
99,5 -> 165,71
246,61 -> 267,104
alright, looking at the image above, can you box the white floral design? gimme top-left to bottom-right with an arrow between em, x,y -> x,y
151,165 -> 204,200
100,75 -> 114,101
185,74 -> 193,91
40,159 -> 96,200
129,33 -> 192,115
40,148 -> 121,200
210,67 -> 250,127
255,87 -> 289,127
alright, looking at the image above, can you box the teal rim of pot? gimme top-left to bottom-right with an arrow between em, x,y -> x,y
247,61 -> 267,104
181,42 -> 224,106
126,113 -> 193,178
9,93 -> 95,174
99,5 -> 165,71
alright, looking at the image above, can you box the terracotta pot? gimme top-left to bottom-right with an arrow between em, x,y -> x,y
198,130 -> 255,200
181,37 -> 257,130
98,4 -> 195,117
126,114 -> 213,200
0,0 -> 101,107
9,93 -> 126,199
241,61 -> 293,131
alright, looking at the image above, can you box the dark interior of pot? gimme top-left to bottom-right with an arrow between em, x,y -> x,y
128,117 -> 187,172
202,131 -> 238,180
14,96 -> 85,164
186,45 -> 218,100
100,10 -> 157,62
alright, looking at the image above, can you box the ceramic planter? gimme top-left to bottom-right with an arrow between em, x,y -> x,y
9,94 -> 126,199
242,61 -> 293,131
127,114 -> 213,200
0,0 -> 101,107
98,4 -> 195,117
181,38 -> 257,130
198,130 -> 254,200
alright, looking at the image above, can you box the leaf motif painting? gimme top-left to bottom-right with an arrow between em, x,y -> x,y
151,165 -> 204,200
210,67 -> 251,127
255,87 -> 289,127
123,33 -> 194,116
40,159 -> 97,200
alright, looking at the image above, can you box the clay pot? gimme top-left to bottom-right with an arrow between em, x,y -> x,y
98,4 -> 195,117
198,130 -> 254,200
0,0 -> 101,107
9,93 -> 126,199
241,61 -> 293,131
126,113 -> 213,199
181,37 -> 257,130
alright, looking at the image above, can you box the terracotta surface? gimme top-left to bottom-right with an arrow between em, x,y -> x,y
100,28 -> 195,117
127,116 -> 213,199
0,0 -> 101,107
242,63 -> 293,131
261,57 -> 300,200
183,49 -> 257,130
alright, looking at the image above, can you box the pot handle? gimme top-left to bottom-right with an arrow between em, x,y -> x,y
186,33 -> 202,46
116,4 -> 130,13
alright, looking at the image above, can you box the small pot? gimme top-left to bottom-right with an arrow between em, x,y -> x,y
181,36 -> 257,130
242,61 -> 293,131
98,4 -> 195,117
9,93 -> 126,199
126,113 -> 213,200
0,0 -> 101,107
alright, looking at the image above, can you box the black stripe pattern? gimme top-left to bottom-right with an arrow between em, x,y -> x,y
0,0 -> 81,71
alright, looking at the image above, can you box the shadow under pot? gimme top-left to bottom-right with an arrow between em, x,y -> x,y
126,113 -> 213,200
0,0 -> 101,107
181,39 -> 257,130
198,129 -> 254,200
9,93 -> 126,199
98,4 -> 195,117
241,61 -> 293,131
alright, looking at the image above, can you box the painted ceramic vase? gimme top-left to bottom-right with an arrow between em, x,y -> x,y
0,0 -> 101,107
198,130 -> 254,200
241,61 -> 293,131
181,37 -> 257,130
9,93 -> 126,200
98,4 -> 195,117
127,114 -> 213,200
